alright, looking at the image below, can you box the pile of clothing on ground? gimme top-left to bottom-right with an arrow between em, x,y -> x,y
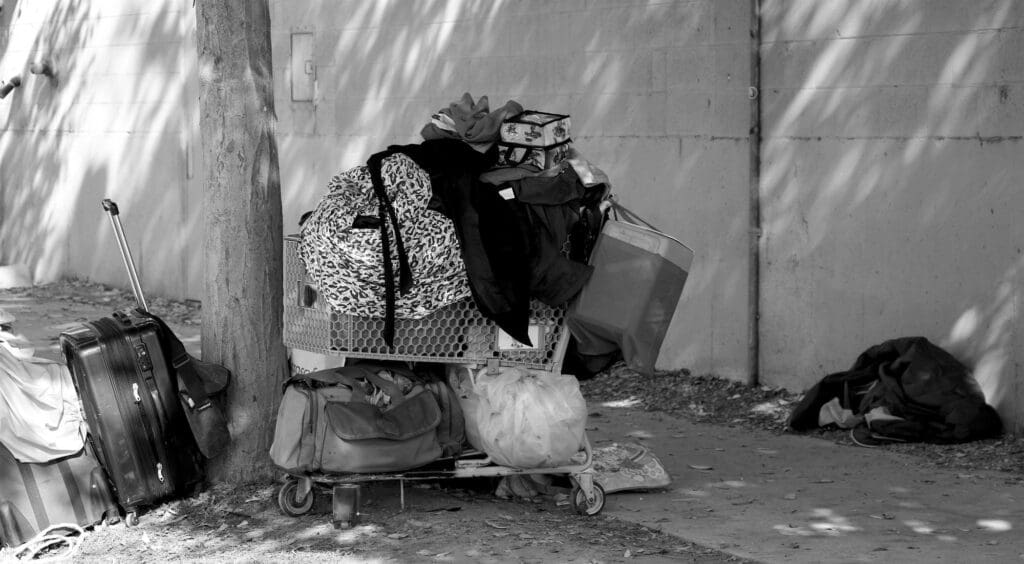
299,92 -> 611,362
787,336 -> 1003,446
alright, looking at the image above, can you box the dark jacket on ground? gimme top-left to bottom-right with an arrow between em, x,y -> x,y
788,336 -> 1002,443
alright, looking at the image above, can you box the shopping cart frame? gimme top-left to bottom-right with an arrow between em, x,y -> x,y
279,237 -> 604,527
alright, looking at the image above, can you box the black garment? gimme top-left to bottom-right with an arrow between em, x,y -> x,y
506,166 -> 596,308
787,369 -> 877,431
788,337 -> 1002,443
367,139 -> 597,346
374,140 -> 533,345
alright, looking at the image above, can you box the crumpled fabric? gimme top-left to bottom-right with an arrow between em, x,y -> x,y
421,92 -> 523,149
299,153 -> 471,319
817,397 -> 863,429
494,474 -> 568,500
0,332 -> 85,463
789,336 -> 1003,443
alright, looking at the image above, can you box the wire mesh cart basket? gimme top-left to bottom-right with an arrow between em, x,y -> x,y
279,236 -> 605,527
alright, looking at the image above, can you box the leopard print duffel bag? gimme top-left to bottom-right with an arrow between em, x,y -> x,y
299,153 -> 470,322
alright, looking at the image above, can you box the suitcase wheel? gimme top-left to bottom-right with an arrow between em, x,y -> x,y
278,479 -> 314,517
125,511 -> 140,527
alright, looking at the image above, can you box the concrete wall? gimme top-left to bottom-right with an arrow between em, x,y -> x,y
3,1 -> 1022,428
0,0 -> 203,299
269,0 -> 754,380
759,0 -> 1024,429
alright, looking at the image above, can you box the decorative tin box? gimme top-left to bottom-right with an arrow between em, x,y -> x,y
500,111 -> 571,147
495,139 -> 573,171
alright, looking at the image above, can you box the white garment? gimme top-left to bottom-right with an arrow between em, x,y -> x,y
817,397 -> 863,429
0,331 -> 85,463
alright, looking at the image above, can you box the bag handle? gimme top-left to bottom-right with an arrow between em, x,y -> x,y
134,309 -> 214,411
288,365 -> 407,401
608,196 -> 660,231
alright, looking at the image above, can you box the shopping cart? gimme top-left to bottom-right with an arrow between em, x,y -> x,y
277,236 -> 605,527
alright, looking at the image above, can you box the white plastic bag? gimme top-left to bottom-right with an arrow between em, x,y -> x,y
459,366 -> 587,469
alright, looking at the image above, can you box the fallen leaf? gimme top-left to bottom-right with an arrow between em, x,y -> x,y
688,464 -> 713,471
485,520 -> 509,529
387,533 -> 409,539
783,493 -> 797,500
627,430 -> 654,439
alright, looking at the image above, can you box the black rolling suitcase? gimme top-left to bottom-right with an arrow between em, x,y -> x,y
59,200 -> 205,524
0,442 -> 119,548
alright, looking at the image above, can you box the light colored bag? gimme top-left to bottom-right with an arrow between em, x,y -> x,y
270,365 -> 443,474
568,201 -> 694,375
0,332 -> 85,463
454,366 -> 587,469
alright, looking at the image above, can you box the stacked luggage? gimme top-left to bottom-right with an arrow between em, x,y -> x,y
0,200 -> 231,548
274,94 -> 693,526
0,93 -> 695,542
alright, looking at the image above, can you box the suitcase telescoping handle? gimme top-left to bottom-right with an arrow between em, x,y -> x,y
101,198 -> 149,312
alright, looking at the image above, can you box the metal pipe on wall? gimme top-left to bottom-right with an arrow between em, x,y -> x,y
747,0 -> 762,387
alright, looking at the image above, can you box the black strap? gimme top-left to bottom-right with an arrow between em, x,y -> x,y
286,365 -> 406,400
366,149 -> 414,347
17,462 -> 48,531
500,138 -> 572,167
134,310 -> 212,411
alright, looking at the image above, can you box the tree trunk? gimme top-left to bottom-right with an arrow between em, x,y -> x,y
194,0 -> 287,483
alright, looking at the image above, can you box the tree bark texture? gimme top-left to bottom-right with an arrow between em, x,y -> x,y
194,0 -> 287,483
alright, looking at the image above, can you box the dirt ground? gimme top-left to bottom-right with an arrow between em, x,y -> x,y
46,479 -> 751,564
0,280 -> 751,563
3,279 -> 1020,562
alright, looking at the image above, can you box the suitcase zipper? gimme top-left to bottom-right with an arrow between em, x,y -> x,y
92,318 -> 170,495
124,331 -> 173,486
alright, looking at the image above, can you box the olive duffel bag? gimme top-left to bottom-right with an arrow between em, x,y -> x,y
269,364 -> 442,474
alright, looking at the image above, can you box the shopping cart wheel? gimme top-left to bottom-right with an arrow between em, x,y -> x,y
278,479 -> 315,517
570,482 -> 605,516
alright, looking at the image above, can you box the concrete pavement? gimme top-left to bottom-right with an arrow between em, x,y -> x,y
589,406 -> 1023,563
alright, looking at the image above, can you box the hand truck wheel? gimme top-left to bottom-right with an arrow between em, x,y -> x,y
278,478 -> 315,517
570,482 -> 606,516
